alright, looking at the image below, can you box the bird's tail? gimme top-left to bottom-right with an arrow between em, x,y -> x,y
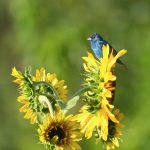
107,45 -> 127,70
116,59 -> 128,70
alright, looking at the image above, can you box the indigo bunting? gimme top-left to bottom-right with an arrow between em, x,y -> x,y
87,33 -> 126,68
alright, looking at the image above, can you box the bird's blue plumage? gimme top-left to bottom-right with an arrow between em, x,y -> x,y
88,33 -> 107,59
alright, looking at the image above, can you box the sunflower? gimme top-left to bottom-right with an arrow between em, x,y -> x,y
77,45 -> 126,141
75,99 -> 118,141
12,67 -> 68,124
83,45 -> 127,104
38,111 -> 82,150
103,109 -> 124,150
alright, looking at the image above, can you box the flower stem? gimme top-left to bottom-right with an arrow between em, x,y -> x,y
39,95 -> 54,117
71,87 -> 91,98
33,81 -> 60,99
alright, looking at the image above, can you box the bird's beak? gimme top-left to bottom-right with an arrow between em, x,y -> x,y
87,37 -> 91,41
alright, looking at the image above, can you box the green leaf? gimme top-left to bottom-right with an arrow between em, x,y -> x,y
64,96 -> 80,112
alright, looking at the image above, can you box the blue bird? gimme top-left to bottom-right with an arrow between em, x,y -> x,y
87,33 -> 126,68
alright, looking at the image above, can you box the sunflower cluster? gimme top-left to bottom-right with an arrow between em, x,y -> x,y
12,44 -> 127,150
76,44 -> 126,149
12,67 -> 82,150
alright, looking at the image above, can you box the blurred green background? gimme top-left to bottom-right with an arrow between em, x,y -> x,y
0,0 -> 150,150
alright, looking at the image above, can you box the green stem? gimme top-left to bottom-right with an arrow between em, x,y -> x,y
39,95 -> 54,117
71,87 -> 91,98
33,81 -> 59,99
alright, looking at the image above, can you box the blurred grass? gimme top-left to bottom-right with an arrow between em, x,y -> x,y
0,0 -> 150,149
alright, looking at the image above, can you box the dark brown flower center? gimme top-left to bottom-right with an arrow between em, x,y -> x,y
48,126 -> 65,142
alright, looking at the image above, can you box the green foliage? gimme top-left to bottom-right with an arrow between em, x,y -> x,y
0,0 -> 150,149
64,96 -> 80,113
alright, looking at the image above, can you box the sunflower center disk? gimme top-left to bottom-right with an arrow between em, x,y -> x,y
48,126 -> 65,142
